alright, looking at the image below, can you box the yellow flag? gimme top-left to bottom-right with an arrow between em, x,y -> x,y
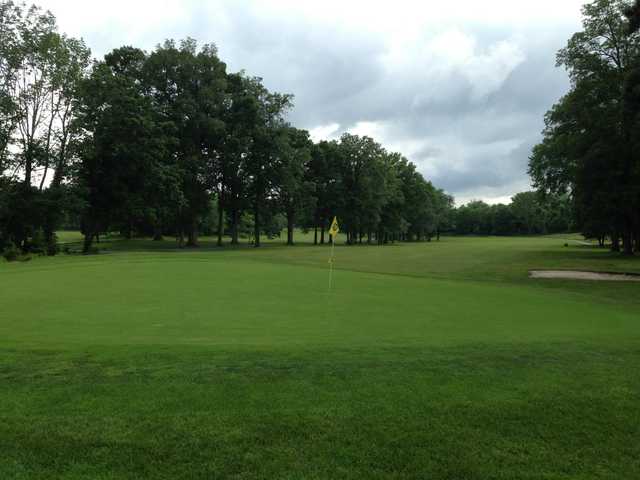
329,216 -> 340,238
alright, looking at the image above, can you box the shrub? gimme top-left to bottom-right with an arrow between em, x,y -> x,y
2,243 -> 20,262
29,229 -> 46,255
46,233 -> 59,256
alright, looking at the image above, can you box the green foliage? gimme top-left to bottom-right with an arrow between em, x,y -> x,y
530,0 -> 640,253
301,136 -> 454,245
72,41 -> 457,250
2,0 -> 575,257
627,0 -> 640,32
454,193 -> 573,236
0,1 -> 90,253
1,241 -> 19,261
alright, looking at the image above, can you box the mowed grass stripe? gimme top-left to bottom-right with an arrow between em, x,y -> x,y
1,343 -> 639,479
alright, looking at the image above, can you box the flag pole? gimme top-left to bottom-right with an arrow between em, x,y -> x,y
326,216 -> 339,302
328,234 -> 335,292
325,217 -> 339,321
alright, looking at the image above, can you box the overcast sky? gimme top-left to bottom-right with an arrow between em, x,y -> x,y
37,0 -> 588,204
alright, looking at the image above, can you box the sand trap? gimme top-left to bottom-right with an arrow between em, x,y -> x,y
530,270 -> 640,282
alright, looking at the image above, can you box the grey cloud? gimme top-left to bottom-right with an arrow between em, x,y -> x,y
428,140 -> 536,194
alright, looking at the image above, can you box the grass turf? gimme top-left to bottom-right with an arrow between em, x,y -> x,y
1,235 -> 639,479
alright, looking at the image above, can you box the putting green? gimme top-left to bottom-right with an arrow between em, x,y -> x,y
0,255 -> 637,349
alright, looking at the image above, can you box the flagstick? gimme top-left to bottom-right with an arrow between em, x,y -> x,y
325,218 -> 339,322
328,235 -> 335,291
325,234 -> 336,323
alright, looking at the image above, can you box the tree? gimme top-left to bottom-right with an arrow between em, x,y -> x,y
0,2 -> 89,252
397,162 -> 440,241
0,0 -> 21,170
433,189 -> 455,240
626,0 -> 640,33
306,140 -> 344,245
624,0 -> 640,249
241,76 -> 292,247
76,47 -> 169,252
530,0 -> 640,253
145,39 -> 227,247
377,152 -> 406,244
338,134 -> 388,244
511,192 -> 544,234
276,127 -> 312,245
491,204 -> 517,235
455,201 -> 493,235
215,73 -> 258,246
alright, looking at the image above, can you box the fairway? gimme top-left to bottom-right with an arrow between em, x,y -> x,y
1,236 -> 640,479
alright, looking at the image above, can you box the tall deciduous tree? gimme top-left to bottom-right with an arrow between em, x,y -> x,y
145,39 -> 227,246
530,0 -> 640,253
0,1 -> 89,252
0,1 -> 21,170
76,47 -> 167,252
276,127 -> 312,245
626,0 -> 640,32
242,76 -> 292,247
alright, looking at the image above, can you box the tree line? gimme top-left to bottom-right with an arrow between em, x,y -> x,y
0,1 -> 454,256
453,192 -> 573,236
4,1 -> 619,259
529,0 -> 640,254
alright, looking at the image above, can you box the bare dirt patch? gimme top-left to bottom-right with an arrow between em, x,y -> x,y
530,270 -> 640,282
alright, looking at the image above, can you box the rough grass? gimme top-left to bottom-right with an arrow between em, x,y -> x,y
1,234 -> 639,479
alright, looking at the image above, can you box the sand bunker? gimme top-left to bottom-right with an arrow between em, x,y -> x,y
530,270 -> 640,282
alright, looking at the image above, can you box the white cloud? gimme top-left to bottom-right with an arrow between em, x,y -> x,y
465,40 -> 527,101
309,123 -> 341,143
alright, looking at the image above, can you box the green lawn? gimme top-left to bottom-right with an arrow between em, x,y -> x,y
1,235 -> 639,479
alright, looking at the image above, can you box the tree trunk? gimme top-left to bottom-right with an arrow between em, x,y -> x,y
24,149 -> 32,187
153,215 -> 163,241
314,225 -> 318,245
611,233 -> 621,252
187,216 -> 198,247
320,219 -> 326,245
254,199 -> 261,248
217,198 -> 224,247
287,210 -> 294,246
123,219 -> 133,240
82,219 -> 95,254
230,206 -> 239,245
623,229 -> 634,255
83,234 -> 93,254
